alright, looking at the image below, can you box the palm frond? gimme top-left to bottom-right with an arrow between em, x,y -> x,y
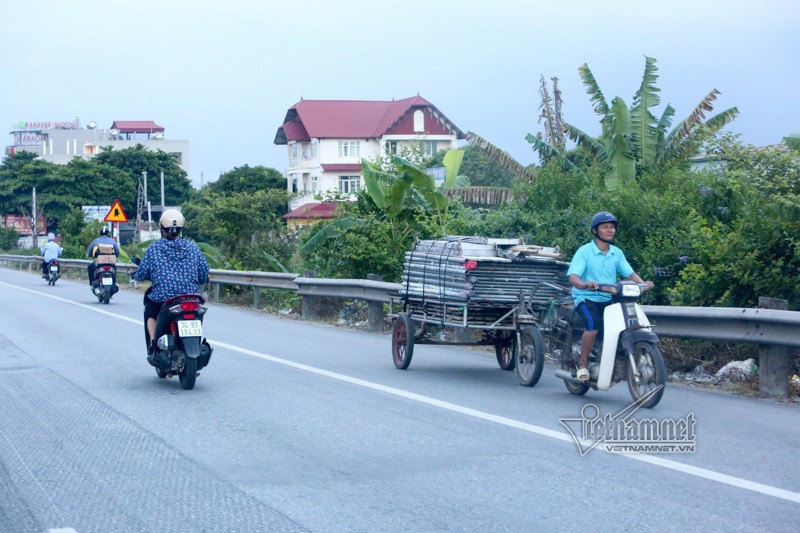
466,131 -> 538,182
524,133 -> 577,172
300,217 -> 370,254
563,123 -> 606,160
663,89 -> 720,155
578,63 -> 610,131
630,56 -> 661,167
604,97 -> 636,190
442,186 -> 514,205
785,132 -> 800,150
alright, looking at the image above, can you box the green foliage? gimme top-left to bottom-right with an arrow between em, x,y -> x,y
0,226 -> 20,250
201,165 -> 285,196
531,57 -> 739,190
93,144 -> 193,212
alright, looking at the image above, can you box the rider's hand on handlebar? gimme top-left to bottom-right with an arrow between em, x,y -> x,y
582,281 -> 599,291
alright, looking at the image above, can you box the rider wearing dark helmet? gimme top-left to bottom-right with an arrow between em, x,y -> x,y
131,209 -> 209,354
566,211 -> 654,381
87,225 -> 120,286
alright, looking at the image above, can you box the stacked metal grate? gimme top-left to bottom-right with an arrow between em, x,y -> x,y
400,236 -> 569,315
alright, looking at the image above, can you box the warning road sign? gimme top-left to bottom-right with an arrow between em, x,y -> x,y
104,200 -> 129,223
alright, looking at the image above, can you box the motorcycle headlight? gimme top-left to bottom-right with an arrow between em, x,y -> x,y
621,284 -> 641,297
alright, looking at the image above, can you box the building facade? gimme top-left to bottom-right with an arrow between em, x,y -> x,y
6,119 -> 189,175
274,95 -> 464,210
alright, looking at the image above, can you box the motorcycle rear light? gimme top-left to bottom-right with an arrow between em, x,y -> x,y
180,301 -> 199,312
183,314 -> 195,320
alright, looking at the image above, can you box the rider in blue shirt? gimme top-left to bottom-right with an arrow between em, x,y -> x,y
132,209 -> 209,353
567,212 -> 653,381
40,233 -> 63,277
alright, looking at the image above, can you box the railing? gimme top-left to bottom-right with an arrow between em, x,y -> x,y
2,253 -> 798,398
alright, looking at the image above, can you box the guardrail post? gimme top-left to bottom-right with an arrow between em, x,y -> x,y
301,270 -> 321,320
366,274 -> 385,332
757,297 -> 790,399
254,287 -> 261,309
213,282 -> 220,303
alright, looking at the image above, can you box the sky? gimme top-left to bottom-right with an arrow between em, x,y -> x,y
3,0 -> 798,189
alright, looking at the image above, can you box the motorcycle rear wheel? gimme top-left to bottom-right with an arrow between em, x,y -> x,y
179,356 -> 197,390
561,361 -> 590,395
155,368 -> 167,379
102,290 -> 111,304
627,341 -> 666,408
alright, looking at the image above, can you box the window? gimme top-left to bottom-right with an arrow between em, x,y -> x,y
311,139 -> 319,159
338,140 -> 360,157
290,174 -> 298,193
302,143 -> 310,160
386,141 -> 398,154
339,175 -> 360,194
311,176 -> 318,193
413,110 -> 424,132
288,143 -> 298,167
424,140 -> 436,157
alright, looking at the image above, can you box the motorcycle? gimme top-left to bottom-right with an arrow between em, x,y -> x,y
45,259 -> 60,286
92,264 -> 118,304
144,291 -> 213,390
544,280 -> 666,408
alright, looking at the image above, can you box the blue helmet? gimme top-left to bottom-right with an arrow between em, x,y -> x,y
590,211 -> 618,232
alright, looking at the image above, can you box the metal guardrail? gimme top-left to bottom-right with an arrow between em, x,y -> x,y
2,253 -> 798,398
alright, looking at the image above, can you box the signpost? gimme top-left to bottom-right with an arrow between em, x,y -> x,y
104,200 -> 129,243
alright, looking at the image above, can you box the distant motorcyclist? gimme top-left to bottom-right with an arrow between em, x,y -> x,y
87,226 -> 120,286
131,209 -> 209,353
40,233 -> 62,278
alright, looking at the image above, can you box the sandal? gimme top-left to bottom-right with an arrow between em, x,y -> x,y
576,367 -> 590,382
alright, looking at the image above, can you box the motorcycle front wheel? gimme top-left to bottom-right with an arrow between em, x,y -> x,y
627,341 -> 666,408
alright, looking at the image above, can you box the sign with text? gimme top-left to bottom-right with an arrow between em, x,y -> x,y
82,205 -> 112,222
4,215 -> 46,235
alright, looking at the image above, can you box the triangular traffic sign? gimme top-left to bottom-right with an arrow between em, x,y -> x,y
104,200 -> 129,223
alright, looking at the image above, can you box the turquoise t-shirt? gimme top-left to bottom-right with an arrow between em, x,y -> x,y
567,240 -> 634,306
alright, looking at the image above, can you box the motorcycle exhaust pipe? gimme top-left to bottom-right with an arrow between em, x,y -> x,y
555,369 -> 587,384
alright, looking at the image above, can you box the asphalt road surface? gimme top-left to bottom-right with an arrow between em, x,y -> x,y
0,267 -> 798,532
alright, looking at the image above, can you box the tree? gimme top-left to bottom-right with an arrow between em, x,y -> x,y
528,57 -> 740,190
203,165 -> 285,196
93,144 -> 193,213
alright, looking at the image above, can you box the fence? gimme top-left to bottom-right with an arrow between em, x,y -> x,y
2,253 -> 798,398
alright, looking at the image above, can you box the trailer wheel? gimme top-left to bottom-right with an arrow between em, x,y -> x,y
392,313 -> 415,370
494,329 -> 516,371
515,325 -> 544,387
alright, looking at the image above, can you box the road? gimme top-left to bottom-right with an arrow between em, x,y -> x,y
0,267 -> 798,532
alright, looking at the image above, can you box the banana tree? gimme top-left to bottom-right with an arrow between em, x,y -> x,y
529,56 -> 740,190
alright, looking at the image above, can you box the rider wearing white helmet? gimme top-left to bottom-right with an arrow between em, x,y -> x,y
131,209 -> 209,353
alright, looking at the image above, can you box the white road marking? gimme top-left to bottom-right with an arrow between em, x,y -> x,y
4,280 -> 800,504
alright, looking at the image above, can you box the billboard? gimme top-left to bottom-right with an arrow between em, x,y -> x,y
4,215 -> 46,235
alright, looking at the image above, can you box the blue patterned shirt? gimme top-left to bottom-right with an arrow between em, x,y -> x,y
132,238 -> 209,302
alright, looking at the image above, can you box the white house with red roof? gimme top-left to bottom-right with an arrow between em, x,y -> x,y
274,95 -> 464,209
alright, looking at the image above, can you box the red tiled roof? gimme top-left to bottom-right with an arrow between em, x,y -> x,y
282,202 -> 339,219
321,164 -> 362,172
111,120 -> 164,133
275,95 -> 464,144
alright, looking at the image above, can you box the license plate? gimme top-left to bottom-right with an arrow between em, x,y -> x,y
178,320 -> 202,337
50,266 -> 58,273
101,276 -> 113,285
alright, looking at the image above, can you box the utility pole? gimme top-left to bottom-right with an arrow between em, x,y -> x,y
31,187 -> 38,249
160,170 -> 165,209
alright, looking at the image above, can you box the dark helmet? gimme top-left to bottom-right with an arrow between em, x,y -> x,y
590,211 -> 618,232
100,226 -> 110,237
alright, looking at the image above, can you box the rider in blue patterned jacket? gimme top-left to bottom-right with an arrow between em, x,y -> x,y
132,209 -> 209,353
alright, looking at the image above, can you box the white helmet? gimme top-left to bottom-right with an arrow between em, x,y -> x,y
159,209 -> 185,231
